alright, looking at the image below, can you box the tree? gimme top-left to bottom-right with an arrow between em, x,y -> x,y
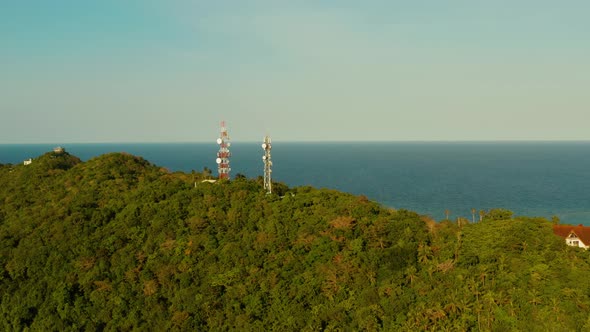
457,217 -> 469,227
203,167 -> 212,179
471,208 -> 476,223
445,209 -> 451,221
484,209 -> 513,221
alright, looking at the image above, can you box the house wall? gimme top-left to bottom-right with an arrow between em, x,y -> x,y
566,237 -> 588,249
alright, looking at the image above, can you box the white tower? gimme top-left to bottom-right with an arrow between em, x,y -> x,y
262,136 -> 272,194
216,121 -> 231,179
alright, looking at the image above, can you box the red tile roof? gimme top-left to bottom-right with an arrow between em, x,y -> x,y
553,224 -> 590,246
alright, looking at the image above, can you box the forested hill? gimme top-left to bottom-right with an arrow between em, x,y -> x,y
1,152 -> 590,331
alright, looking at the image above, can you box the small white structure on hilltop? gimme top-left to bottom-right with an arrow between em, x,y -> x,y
23,158 -> 32,166
53,146 -> 65,154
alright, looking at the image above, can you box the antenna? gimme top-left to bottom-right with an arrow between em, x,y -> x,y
262,135 -> 272,193
216,121 -> 231,179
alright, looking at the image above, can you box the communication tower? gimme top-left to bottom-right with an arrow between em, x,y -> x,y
262,135 -> 272,193
216,121 -> 231,179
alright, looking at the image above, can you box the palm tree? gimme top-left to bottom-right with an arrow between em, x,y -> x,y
443,290 -> 461,316
529,289 -> 542,306
479,210 -> 485,222
417,242 -> 431,264
482,291 -> 498,330
405,266 -> 418,285
445,209 -> 451,220
471,208 -> 476,223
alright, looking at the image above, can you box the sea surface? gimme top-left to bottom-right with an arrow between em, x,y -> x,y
1,142 -> 589,225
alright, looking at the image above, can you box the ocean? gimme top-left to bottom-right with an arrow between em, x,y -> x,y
1,142 -> 589,225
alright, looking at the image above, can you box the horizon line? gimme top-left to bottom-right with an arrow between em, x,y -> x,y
2,139 -> 590,145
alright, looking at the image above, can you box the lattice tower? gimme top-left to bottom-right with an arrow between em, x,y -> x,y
216,121 -> 231,179
262,136 -> 272,193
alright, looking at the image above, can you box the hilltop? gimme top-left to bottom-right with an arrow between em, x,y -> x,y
1,152 -> 590,330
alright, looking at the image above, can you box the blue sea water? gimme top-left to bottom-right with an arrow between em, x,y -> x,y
1,142 -> 589,225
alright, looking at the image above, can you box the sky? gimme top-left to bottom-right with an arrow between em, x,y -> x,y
1,1 -> 589,143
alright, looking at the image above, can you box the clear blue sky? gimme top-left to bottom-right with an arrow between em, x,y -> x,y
1,1 -> 589,143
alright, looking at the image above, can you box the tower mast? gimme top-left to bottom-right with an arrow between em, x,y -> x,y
262,135 -> 272,193
216,121 -> 231,179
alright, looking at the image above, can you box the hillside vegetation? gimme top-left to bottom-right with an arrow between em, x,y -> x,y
1,151 -> 590,331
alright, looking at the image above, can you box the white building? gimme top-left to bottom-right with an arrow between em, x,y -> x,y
553,225 -> 590,249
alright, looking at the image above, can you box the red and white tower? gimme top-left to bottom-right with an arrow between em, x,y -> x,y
216,121 -> 231,179
262,135 -> 272,193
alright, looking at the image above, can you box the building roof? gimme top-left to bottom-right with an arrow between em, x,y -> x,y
553,224 -> 590,246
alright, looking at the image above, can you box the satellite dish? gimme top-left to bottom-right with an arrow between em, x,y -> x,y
216,138 -> 222,144
227,142 -> 231,147
262,143 -> 267,149
262,156 -> 267,160
216,158 -> 222,164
